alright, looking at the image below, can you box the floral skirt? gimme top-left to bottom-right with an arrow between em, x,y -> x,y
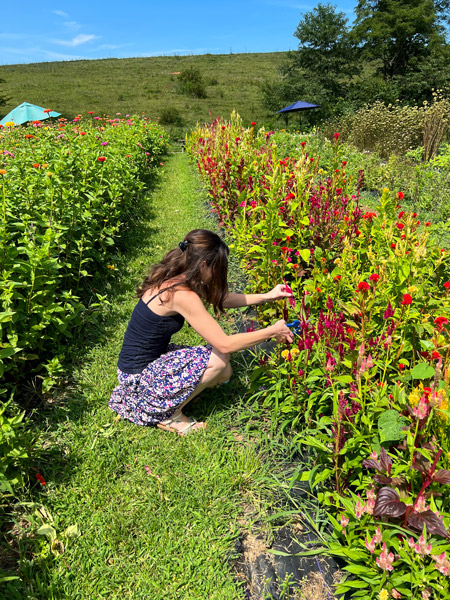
108,344 -> 212,426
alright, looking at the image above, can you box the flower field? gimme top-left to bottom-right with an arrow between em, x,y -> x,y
0,115 -> 168,497
188,114 -> 450,599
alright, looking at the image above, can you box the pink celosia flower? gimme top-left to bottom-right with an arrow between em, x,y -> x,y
414,533 -> 432,556
373,527 -> 382,544
391,589 -> 402,599
365,537 -> 376,553
412,397 -> 429,420
355,495 -> 366,519
376,543 -> 395,571
416,495 -> 427,513
431,551 -> 450,575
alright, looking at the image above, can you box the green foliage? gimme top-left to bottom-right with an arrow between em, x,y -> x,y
177,66 -> 207,99
0,116 -> 168,399
0,402 -> 34,496
159,105 -> 183,126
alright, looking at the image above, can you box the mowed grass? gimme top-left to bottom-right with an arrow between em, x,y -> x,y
4,153 -> 280,600
0,52 -> 287,129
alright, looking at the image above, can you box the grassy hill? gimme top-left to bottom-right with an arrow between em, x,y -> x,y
0,53 -> 287,131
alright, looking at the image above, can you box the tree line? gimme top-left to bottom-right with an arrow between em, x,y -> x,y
262,0 -> 450,122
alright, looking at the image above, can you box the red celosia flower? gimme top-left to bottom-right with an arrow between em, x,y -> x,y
97,156 -> 106,162
423,387 -> 432,395
369,274 -> 380,282
334,275 -> 341,281
43,108 -> 51,113
334,133 -> 340,140
390,243 -> 396,248
398,363 -> 405,370
32,163 -> 40,168
356,281 -> 370,292
396,223 -> 404,229
363,212 -> 377,219
401,293 -> 412,305
444,282 -> 450,289
251,121 -> 256,126
300,141 -> 306,147
432,351 -> 442,359
397,191 -> 404,199
342,161 -> 347,166
398,211 -> 405,218
25,134 -> 34,139
412,212 -> 417,217
36,473 -> 46,485
425,222 -> 431,227
88,111 -> 95,114
434,316 -> 449,330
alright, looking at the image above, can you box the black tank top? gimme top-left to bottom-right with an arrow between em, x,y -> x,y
117,289 -> 185,374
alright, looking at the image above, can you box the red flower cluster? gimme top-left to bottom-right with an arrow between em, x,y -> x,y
363,212 -> 377,220
97,156 -> 106,162
356,281 -> 370,292
401,293 -> 412,306
369,274 -> 380,282
434,317 -> 449,330
36,473 -> 46,486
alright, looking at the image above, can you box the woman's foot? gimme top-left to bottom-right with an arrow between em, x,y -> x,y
157,412 -> 206,436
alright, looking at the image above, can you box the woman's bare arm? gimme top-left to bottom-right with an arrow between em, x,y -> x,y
222,284 -> 293,309
171,290 -> 293,354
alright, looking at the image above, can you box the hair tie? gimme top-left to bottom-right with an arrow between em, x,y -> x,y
178,240 -> 189,252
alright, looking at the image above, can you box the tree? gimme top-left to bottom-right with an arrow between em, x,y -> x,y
261,4 -> 356,121
353,0 -> 448,81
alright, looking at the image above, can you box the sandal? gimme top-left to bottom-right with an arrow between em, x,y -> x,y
157,415 -> 206,436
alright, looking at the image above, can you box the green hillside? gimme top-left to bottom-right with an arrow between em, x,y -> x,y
0,53 -> 287,128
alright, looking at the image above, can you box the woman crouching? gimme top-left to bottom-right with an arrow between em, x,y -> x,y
108,229 -> 293,435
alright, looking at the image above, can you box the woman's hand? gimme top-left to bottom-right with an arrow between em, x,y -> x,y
269,319 -> 294,344
266,283 -> 294,303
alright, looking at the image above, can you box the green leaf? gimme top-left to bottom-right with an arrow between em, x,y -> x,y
378,409 -> 408,444
36,524 -> 57,539
299,249 -> 311,262
411,362 -> 435,379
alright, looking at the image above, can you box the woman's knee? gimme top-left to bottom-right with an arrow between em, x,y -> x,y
208,348 -> 230,373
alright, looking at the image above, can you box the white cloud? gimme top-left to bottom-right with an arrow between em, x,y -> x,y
52,34 -> 99,47
64,21 -> 82,31
52,10 -> 69,17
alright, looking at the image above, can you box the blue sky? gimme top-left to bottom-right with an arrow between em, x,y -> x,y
0,1 -> 357,65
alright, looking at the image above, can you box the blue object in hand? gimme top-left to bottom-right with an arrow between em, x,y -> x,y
286,320 -> 301,335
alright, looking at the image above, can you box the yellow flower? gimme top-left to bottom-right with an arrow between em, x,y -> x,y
408,286 -> 418,294
291,348 -> 300,358
4,121 -> 15,127
408,383 -> 423,407
281,350 -> 289,359
379,590 -> 389,600
107,264 -> 115,270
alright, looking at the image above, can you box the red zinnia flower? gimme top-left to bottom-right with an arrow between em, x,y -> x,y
401,293 -> 412,305
369,274 -> 380,282
396,223 -> 404,229
432,350 -> 442,359
251,121 -> 256,126
425,222 -> 431,227
444,282 -> 450,289
43,108 -> 51,113
397,192 -> 404,199
356,281 -> 370,292
25,134 -> 34,139
97,156 -> 106,162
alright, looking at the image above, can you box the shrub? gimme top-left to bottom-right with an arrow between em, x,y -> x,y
177,67 -> 207,99
159,106 -> 183,126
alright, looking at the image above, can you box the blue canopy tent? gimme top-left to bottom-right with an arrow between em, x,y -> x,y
277,101 -> 321,128
0,102 -> 60,126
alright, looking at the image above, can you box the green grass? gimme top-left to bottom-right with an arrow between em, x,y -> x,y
0,52 -> 287,132
2,153 -> 288,600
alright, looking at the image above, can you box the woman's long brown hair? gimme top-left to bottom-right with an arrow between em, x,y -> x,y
137,229 -> 229,316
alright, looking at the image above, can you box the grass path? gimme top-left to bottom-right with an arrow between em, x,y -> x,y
8,153 -> 279,600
